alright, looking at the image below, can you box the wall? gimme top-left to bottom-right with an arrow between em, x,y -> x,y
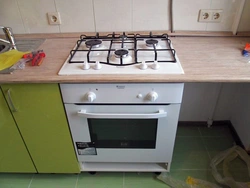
231,83 -> 250,150
179,83 -> 241,122
180,82 -> 250,150
238,0 -> 250,31
0,0 -> 249,34
179,83 -> 222,121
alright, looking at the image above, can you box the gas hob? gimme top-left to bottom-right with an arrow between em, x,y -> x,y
58,32 -> 184,75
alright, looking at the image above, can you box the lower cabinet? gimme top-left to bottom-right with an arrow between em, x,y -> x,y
1,84 -> 80,173
0,89 -> 36,172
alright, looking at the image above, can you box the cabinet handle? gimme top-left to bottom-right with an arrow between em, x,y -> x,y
7,89 -> 17,112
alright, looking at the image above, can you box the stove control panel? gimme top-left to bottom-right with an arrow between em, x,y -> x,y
60,83 -> 184,104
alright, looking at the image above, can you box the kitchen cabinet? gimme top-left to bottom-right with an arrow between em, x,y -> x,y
1,84 -> 80,173
0,88 -> 36,172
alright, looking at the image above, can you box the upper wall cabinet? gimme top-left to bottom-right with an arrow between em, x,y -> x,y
1,84 -> 80,173
0,88 -> 36,173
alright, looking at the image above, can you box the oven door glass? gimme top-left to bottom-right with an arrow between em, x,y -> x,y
88,119 -> 157,149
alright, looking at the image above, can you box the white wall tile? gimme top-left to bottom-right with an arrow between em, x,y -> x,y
94,0 -> 132,32
238,0 -> 250,31
132,0 -> 170,31
0,0 -> 25,34
55,0 -> 95,32
173,0 -> 211,31
206,0 -> 239,31
17,0 -> 59,33
1,0 -> 249,34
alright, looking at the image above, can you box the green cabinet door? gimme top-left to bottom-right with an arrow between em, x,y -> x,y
0,88 -> 36,172
1,84 -> 80,173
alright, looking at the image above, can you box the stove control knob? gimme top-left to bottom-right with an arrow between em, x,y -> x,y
139,61 -> 148,70
85,92 -> 96,102
82,62 -> 90,70
94,61 -> 102,70
146,91 -> 158,102
151,61 -> 160,70
137,94 -> 143,98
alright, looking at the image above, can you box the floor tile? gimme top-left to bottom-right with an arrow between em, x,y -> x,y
0,122 -> 247,188
202,137 -> 235,160
176,126 -> 201,137
171,137 -> 210,170
76,172 -> 123,188
30,174 -> 78,188
230,169 -> 250,182
227,157 -> 249,170
163,170 -> 219,186
0,173 -> 33,188
124,172 -> 167,188
199,126 -> 232,137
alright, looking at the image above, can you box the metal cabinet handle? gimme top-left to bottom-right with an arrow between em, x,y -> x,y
78,110 -> 167,119
7,89 -> 17,112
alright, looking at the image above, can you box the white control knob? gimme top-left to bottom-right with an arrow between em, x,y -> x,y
139,61 -> 148,70
136,94 -> 143,98
146,91 -> 158,102
85,92 -> 96,102
94,61 -> 102,70
151,61 -> 160,70
82,62 -> 90,70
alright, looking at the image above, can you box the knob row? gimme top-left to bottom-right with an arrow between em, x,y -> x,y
82,61 -> 160,70
85,91 -> 158,102
140,61 -> 160,70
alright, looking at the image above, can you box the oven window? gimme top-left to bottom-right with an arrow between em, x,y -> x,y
88,119 -> 157,149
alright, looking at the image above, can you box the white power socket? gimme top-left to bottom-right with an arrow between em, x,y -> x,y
198,9 -> 223,22
47,12 -> 61,25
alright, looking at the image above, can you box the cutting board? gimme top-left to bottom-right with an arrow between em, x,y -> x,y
0,50 -> 27,71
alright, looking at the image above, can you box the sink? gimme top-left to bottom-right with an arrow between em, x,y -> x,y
0,42 -> 10,53
0,38 -> 45,53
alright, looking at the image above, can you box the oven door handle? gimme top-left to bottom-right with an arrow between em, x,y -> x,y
77,110 -> 167,119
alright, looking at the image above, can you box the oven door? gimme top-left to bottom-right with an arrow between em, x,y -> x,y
65,104 -> 180,163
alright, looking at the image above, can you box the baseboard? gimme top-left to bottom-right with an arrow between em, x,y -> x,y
178,120 -> 246,151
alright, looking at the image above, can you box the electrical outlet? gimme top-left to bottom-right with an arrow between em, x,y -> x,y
198,9 -> 223,23
211,10 -> 223,22
198,9 -> 211,22
47,12 -> 61,25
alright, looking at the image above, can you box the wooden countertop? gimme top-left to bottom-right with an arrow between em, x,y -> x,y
0,35 -> 250,83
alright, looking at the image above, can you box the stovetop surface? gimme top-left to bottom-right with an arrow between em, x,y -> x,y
58,33 -> 184,75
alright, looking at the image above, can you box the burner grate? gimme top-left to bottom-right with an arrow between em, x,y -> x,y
68,32 -> 177,66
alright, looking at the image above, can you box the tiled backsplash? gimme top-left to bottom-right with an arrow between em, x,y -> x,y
0,0 -> 249,34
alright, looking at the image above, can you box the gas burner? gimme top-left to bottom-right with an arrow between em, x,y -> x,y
146,39 -> 158,47
110,53 -> 132,65
114,49 -> 129,58
119,34 -> 127,40
85,39 -> 102,48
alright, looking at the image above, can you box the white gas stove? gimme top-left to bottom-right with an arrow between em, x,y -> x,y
58,32 -> 184,75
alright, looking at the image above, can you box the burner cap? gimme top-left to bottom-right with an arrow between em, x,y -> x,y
114,49 -> 129,58
119,34 -> 127,40
85,39 -> 102,48
145,39 -> 158,47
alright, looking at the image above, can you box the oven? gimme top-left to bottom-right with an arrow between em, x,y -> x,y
60,83 -> 184,172
59,32 -> 184,172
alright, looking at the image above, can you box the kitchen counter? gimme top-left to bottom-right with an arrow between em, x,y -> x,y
0,35 -> 250,83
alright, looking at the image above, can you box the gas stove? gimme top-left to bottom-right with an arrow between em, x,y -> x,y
58,32 -> 184,75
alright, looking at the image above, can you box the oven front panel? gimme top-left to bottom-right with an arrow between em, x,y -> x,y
65,104 -> 181,163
